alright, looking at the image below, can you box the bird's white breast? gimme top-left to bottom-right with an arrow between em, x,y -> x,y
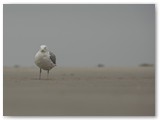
35,51 -> 55,70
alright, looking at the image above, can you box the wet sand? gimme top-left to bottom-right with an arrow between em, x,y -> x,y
3,67 -> 155,116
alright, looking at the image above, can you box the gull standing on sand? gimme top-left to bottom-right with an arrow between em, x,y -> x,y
35,45 -> 56,80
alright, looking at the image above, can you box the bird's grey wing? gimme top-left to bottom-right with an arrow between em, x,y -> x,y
49,51 -> 56,64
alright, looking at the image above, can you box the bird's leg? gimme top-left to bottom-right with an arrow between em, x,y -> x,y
47,70 -> 49,80
39,68 -> 42,80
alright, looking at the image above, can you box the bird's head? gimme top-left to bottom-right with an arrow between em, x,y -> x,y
40,45 -> 48,53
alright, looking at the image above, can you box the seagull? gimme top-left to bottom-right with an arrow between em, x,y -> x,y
35,45 -> 56,80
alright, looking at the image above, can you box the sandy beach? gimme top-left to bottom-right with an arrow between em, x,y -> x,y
3,67 -> 155,116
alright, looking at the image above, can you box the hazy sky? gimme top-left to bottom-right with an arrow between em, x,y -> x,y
4,4 -> 155,67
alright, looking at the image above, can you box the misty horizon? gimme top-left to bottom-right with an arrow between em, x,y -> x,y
3,4 -> 155,67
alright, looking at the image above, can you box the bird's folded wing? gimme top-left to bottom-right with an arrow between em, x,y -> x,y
49,51 -> 56,64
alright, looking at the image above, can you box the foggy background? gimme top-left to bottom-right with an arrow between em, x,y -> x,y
3,4 -> 155,67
